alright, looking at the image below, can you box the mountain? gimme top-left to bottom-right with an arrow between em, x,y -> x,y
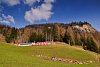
0,21 -> 100,53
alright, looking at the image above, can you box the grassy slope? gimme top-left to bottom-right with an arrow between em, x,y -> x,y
0,42 -> 100,67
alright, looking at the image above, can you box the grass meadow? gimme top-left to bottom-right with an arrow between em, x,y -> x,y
0,42 -> 100,67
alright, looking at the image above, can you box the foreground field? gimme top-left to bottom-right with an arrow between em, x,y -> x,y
0,42 -> 100,67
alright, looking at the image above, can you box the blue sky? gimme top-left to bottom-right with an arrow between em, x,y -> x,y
0,0 -> 100,31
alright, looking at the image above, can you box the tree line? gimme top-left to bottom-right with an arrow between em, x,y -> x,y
0,22 -> 99,53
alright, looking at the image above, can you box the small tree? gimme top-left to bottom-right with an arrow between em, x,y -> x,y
53,24 -> 60,41
74,33 -> 81,45
63,32 -> 71,44
30,32 -> 37,42
37,33 -> 45,42
84,37 -> 97,52
7,28 -> 18,43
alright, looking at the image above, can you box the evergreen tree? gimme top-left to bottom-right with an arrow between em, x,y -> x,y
30,32 -> 37,42
63,32 -> 71,44
6,28 -> 18,43
30,32 -> 45,42
60,34 -> 63,42
84,37 -> 97,52
74,33 -> 80,45
53,24 -> 60,41
37,33 -> 45,42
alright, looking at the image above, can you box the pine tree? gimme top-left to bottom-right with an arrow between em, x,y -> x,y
63,32 -> 71,44
5,28 -> 18,43
85,37 -> 97,52
37,33 -> 45,42
53,24 -> 60,41
74,33 -> 80,45
30,32 -> 37,42
10,28 -> 18,43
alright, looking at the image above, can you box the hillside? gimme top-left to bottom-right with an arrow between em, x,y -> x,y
0,21 -> 100,53
0,42 -> 100,67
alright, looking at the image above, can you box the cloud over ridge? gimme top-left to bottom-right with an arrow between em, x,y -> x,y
0,14 -> 15,24
0,0 -> 55,23
24,0 -> 55,23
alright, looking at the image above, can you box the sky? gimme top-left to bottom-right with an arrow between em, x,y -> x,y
0,0 -> 100,31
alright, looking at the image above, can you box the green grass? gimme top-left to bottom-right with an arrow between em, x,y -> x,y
0,42 -> 100,67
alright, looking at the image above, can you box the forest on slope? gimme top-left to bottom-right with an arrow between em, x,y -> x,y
0,21 -> 100,53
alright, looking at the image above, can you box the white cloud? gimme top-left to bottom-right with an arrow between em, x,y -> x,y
1,0 -> 20,6
0,0 -> 55,23
24,0 -> 54,23
0,14 -> 15,24
7,15 -> 15,22
44,0 -> 54,3
0,0 -> 41,6
23,0 -> 37,6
